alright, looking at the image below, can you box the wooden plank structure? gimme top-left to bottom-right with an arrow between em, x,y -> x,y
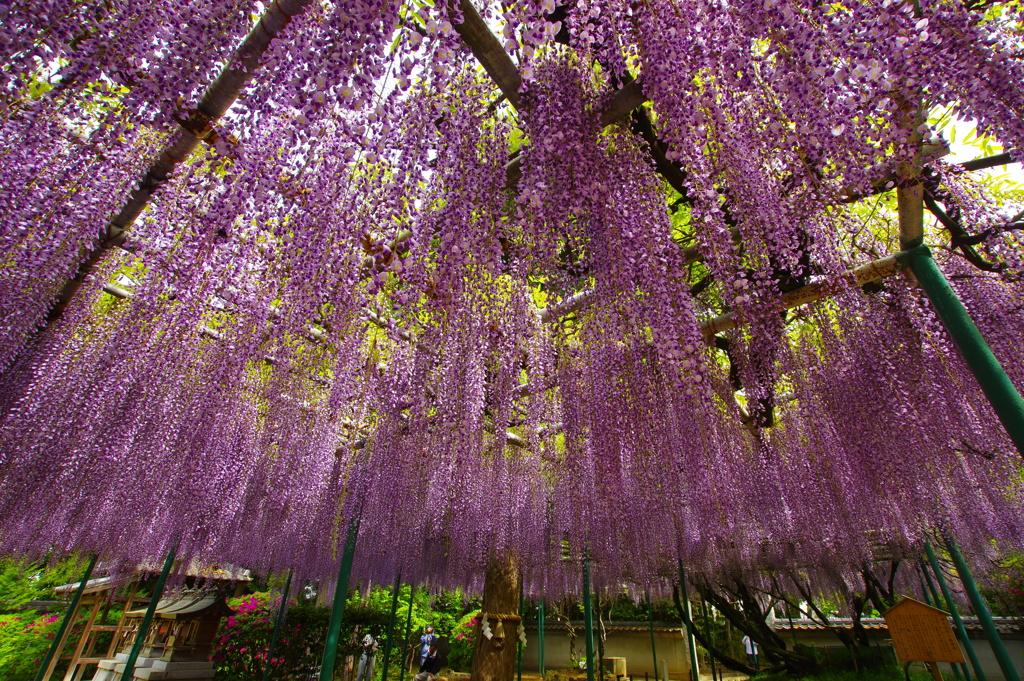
91,591 -> 233,681
44,577 -> 142,681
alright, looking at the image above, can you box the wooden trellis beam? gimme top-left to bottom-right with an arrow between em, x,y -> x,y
450,0 -> 647,189
50,0 -> 318,322
451,0 -> 522,109
451,0 -> 646,123
503,79 -> 647,187
537,141 -> 959,324
698,254 -> 902,338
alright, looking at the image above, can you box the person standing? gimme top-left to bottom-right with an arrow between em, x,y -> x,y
355,632 -> 379,681
420,625 -> 438,666
742,634 -> 759,670
415,645 -> 442,681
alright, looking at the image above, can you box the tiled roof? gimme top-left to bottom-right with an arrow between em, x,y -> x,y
524,622 -> 696,633
775,617 -> 1022,634
523,617 -> 1023,635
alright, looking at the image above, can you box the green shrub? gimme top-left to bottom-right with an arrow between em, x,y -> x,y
445,612 -> 478,672
212,586 -> 476,679
212,593 -> 331,680
0,555 -> 92,613
0,611 -> 85,681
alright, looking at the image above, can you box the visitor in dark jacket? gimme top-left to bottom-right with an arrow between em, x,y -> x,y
414,645 -> 442,681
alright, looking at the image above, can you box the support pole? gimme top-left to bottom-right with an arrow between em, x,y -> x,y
921,561 -> 966,679
920,564 -> 941,608
700,595 -> 718,681
538,599 -> 546,679
517,582 -> 524,681
381,573 -> 402,681
321,516 -> 361,681
678,563 -> 701,681
920,566 -> 963,681
399,587 -> 414,681
120,543 -> 178,681
35,554 -> 98,681
942,534 -> 1020,681
262,570 -> 293,681
596,591 -> 606,681
583,553 -> 596,681
926,542 -> 982,681
647,593 -> 659,681
899,244 -> 1024,456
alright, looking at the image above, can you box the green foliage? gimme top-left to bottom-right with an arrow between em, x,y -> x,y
212,592 -> 331,680
0,610 -> 84,681
981,551 -> 1024,617
524,594 -> 677,623
446,612 -> 478,672
212,585 -> 475,679
0,555 -> 91,612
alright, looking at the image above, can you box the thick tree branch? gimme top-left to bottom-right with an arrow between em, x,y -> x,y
671,584 -> 758,675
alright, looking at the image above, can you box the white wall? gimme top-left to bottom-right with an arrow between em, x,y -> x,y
521,625 -> 697,678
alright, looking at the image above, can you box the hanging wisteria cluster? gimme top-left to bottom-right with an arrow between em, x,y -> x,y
0,0 -> 1023,599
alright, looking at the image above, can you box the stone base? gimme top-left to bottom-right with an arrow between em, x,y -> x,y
91,654 -> 215,681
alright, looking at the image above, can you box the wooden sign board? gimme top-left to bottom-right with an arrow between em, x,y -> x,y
884,597 -> 966,664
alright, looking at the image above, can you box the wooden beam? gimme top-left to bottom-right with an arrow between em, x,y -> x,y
450,1 -> 648,189
538,239 -> 709,322
599,80 -> 647,127
537,141 -> 950,324
49,0 -> 317,322
699,254 -> 902,338
62,598 -> 102,681
451,0 -> 521,109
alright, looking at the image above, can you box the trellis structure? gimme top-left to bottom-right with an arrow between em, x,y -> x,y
2,1 -> 1024,679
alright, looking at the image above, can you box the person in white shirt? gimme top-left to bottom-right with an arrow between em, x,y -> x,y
742,634 -> 759,669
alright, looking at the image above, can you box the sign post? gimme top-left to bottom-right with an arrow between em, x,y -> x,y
885,598 -> 967,681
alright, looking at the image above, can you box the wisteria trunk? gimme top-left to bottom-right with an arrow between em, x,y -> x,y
470,556 -> 521,681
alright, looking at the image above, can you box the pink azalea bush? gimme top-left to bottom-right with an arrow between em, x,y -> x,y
0,611 -> 84,681
211,593 -> 330,681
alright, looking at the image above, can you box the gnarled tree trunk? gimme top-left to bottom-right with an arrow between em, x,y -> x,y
470,555 -> 521,681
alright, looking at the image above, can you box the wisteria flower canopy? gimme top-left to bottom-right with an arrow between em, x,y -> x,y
0,0 -> 1022,594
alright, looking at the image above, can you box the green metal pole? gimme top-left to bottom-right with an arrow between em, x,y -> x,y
538,599 -> 546,679
121,543 -> 178,681
583,553 -> 595,681
943,533 -> 1019,681
700,595 -> 718,681
926,542 -> 982,681
918,574 -> 936,607
647,593 -> 659,681
920,565 -> 963,681
35,553 -> 98,681
517,582 -> 524,681
262,570 -> 293,681
919,561 -> 968,680
381,572 -> 402,681
321,515 -> 361,681
920,564 -> 941,608
399,586 -> 414,681
900,244 -> 1024,456
678,562 -> 700,681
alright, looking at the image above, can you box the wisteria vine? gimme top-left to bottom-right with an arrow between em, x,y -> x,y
0,0 -> 1022,601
